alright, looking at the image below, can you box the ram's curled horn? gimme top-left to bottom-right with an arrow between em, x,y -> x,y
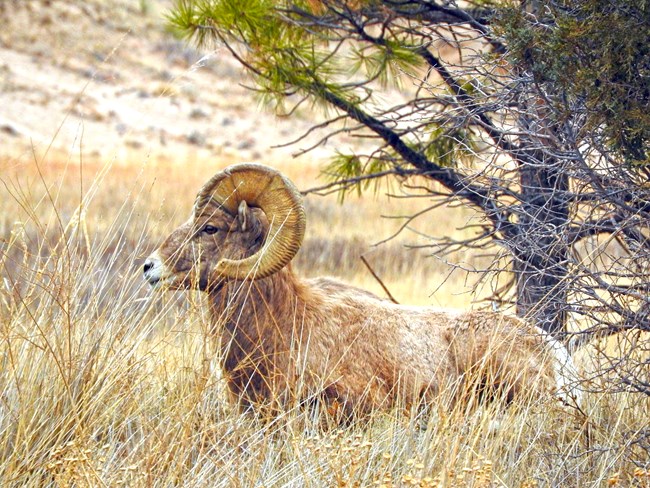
194,163 -> 306,280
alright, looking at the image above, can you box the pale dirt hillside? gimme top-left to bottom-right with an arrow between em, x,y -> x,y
0,0 -> 359,167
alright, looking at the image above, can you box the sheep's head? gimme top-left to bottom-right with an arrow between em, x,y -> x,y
143,163 -> 306,291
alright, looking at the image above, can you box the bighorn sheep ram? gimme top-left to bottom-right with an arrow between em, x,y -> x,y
144,163 -> 578,417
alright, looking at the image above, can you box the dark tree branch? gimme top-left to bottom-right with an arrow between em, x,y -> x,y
309,77 -> 517,236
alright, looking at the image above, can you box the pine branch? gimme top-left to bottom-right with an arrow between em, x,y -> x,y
307,76 -> 516,238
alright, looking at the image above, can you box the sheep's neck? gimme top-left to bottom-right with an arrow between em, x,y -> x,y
207,266 -> 312,406
209,267 -> 309,335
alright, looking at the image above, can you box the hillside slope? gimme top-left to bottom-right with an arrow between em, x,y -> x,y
0,0 -> 337,166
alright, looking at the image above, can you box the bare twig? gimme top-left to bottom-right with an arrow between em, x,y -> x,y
360,255 -> 399,304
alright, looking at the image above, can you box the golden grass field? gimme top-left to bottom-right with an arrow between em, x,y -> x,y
0,150 -> 649,487
1,1 -> 649,486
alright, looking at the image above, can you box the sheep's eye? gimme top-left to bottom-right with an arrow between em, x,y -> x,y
202,225 -> 219,235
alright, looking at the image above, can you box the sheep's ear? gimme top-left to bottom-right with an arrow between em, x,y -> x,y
237,200 -> 265,238
237,200 -> 250,231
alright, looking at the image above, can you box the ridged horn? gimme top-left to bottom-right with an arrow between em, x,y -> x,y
194,163 -> 306,280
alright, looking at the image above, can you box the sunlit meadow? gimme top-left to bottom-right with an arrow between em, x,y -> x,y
0,147 -> 648,487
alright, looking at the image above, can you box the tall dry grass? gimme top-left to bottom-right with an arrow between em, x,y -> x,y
1,152 -> 649,487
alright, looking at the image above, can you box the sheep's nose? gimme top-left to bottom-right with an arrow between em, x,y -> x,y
143,259 -> 154,274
